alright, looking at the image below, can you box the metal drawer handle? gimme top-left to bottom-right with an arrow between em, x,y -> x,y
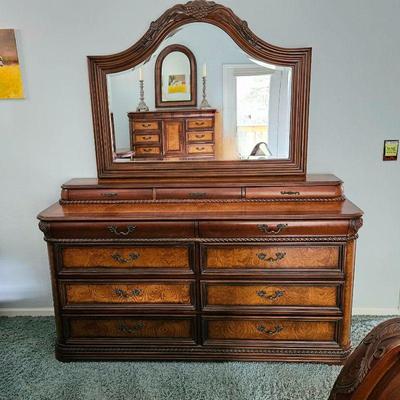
118,321 -> 144,334
111,252 -> 140,263
281,191 -> 300,196
256,325 -> 283,336
257,224 -> 288,234
108,225 -> 136,236
257,252 -> 286,262
142,148 -> 153,153
101,192 -> 118,198
142,136 -> 152,140
195,121 -> 205,126
189,192 -> 206,199
196,147 -> 205,151
195,134 -> 205,138
141,123 -> 152,128
256,290 -> 285,301
113,288 -> 143,298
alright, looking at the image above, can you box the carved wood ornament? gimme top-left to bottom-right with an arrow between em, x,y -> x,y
88,0 -> 312,180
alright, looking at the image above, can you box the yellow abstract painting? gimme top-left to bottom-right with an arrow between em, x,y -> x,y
0,29 -> 24,99
168,74 -> 187,94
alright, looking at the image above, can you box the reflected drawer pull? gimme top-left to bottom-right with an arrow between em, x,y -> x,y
195,134 -> 205,138
111,252 -> 140,263
196,147 -> 205,151
118,322 -> 144,334
141,123 -> 152,128
142,136 -> 152,140
281,191 -> 300,196
113,288 -> 143,298
257,252 -> 286,262
143,148 -> 152,153
257,224 -> 288,234
101,192 -> 118,198
189,192 -> 206,199
195,121 -> 205,126
256,325 -> 283,336
256,290 -> 285,301
108,225 -> 136,236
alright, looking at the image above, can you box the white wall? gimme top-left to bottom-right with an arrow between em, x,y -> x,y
0,0 -> 399,314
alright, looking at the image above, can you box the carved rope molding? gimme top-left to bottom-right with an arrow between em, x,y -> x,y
329,318 -> 400,399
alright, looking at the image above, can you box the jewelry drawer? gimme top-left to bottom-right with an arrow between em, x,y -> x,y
187,144 -> 214,154
186,119 -> 213,130
135,146 -> 161,156
60,244 -> 193,274
48,222 -> 196,239
60,280 -> 195,310
155,187 -> 241,200
203,316 -> 338,344
246,185 -> 343,199
199,221 -> 350,237
187,131 -> 214,142
65,315 -> 196,344
201,281 -> 340,313
134,133 -> 161,144
133,121 -> 159,131
61,188 -> 153,201
201,244 -> 341,273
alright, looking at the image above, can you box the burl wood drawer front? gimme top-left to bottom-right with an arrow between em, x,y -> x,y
246,185 -> 343,199
68,316 -> 195,342
62,245 -> 192,271
204,317 -> 336,343
186,119 -> 213,130
156,187 -> 241,200
135,146 -> 161,156
202,245 -> 340,271
187,144 -> 214,154
199,221 -> 350,238
62,281 -> 194,308
202,282 -> 339,310
187,131 -> 214,142
65,188 -> 153,201
134,134 -> 160,144
133,121 -> 159,131
49,222 -> 196,239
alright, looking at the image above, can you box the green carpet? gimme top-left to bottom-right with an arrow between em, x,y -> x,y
0,316 -> 390,400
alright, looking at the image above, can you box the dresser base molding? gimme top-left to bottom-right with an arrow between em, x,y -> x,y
55,342 -> 351,364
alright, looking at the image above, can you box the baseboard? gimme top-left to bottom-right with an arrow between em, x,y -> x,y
0,307 -> 54,316
352,307 -> 399,316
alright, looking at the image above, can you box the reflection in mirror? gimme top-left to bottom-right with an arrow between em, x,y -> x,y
106,23 -> 292,163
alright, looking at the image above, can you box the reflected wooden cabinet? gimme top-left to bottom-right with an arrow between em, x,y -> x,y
129,109 -> 216,160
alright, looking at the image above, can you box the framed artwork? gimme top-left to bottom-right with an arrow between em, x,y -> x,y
0,29 -> 24,99
155,44 -> 197,108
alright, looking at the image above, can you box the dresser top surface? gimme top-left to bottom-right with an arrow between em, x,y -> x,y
38,199 -> 362,222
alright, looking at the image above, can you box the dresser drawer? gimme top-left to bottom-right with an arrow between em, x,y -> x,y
187,131 -> 214,142
246,185 -> 343,199
133,121 -> 159,131
135,146 -> 161,156
134,134 -> 160,144
155,187 -> 241,200
186,119 -> 213,130
49,222 -> 196,239
201,244 -> 341,272
201,281 -> 340,312
63,188 -> 153,201
187,144 -> 214,154
66,316 -> 196,344
61,245 -> 193,273
61,280 -> 195,309
203,317 -> 337,343
199,221 -> 350,237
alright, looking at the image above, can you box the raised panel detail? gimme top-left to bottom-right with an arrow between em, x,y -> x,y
164,120 -> 184,155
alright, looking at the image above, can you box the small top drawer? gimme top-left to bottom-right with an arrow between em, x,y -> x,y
134,134 -> 161,144
186,119 -> 213,130
156,187 -> 241,200
246,185 -> 343,199
133,121 -> 159,131
63,188 -> 153,201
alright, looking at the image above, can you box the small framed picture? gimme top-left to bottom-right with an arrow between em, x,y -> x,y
383,140 -> 399,161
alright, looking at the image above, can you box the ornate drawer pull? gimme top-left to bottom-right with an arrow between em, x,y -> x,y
101,192 -> 118,198
196,147 -> 205,151
113,288 -> 143,298
256,290 -> 285,301
281,191 -> 300,196
195,121 -> 205,126
189,192 -> 206,199
142,148 -> 153,153
257,224 -> 288,234
256,325 -> 283,336
195,134 -> 205,138
257,252 -> 286,262
111,252 -> 140,263
118,321 -> 144,334
107,225 -> 136,236
142,136 -> 152,140
141,123 -> 152,128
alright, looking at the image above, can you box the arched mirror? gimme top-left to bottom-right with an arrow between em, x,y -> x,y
88,0 -> 311,179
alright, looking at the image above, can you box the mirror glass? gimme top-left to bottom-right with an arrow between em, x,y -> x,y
106,23 -> 292,163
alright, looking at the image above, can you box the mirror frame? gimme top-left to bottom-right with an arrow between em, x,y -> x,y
88,0 -> 311,180
155,44 -> 197,108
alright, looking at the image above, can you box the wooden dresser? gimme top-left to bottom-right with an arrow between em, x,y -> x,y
128,109 -> 216,159
38,175 -> 363,363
